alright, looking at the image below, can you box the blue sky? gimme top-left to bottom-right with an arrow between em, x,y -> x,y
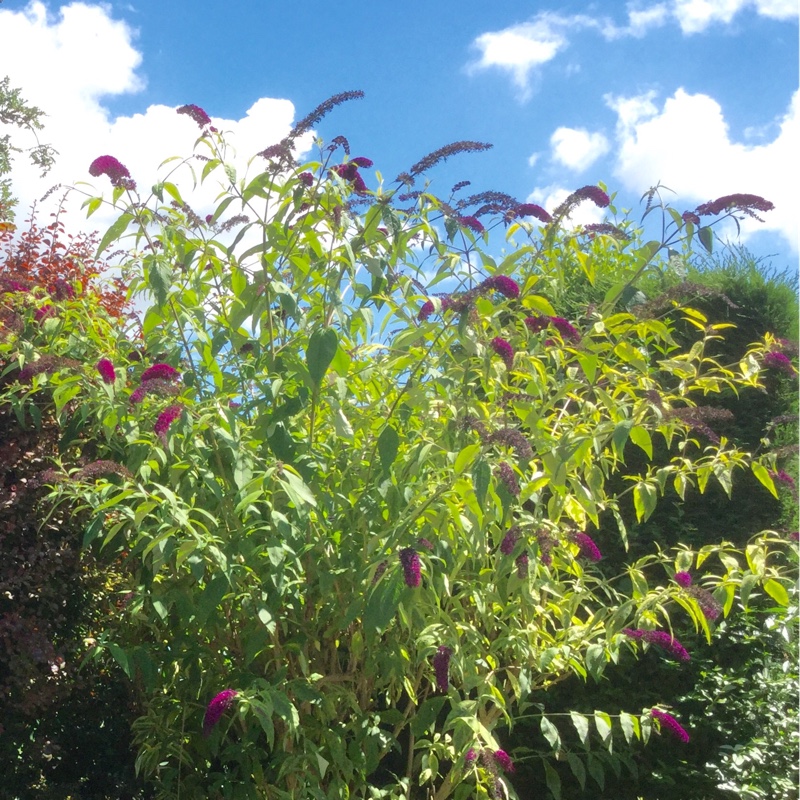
1,0 -> 797,265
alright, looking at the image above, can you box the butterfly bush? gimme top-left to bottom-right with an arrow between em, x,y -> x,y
5,99 -> 791,800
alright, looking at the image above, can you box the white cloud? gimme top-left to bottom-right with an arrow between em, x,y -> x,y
550,127 -> 610,172
0,2 -> 308,233
526,184 -> 606,227
607,88 -> 799,252
672,0 -> 798,33
470,3 -> 797,92
468,17 -> 570,97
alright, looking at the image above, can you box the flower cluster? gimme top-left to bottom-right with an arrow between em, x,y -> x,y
399,547 -> 421,588
298,171 -> 314,187
417,275 -> 519,322
332,161 -> 369,193
407,140 -> 493,178
552,184 -> 610,219
581,222 -> 630,240
570,531 -> 602,562
177,104 -> 212,128
89,155 -> 136,190
495,461 -> 520,497
481,275 -> 520,299
203,689 -> 237,736
515,552 -> 529,578
764,351 -> 797,375
524,314 -> 580,343
371,560 -> 388,586
432,646 -> 452,692
490,337 -> 514,369
487,427 -> 533,460
96,358 -> 116,384
771,469 -> 797,492
18,355 -> 79,382
515,203 -> 552,223
456,215 -> 484,234
154,405 -> 184,442
651,708 -> 690,743
695,193 -> 774,221
74,460 -> 133,481
500,526 -> 520,555
623,628 -> 690,662
141,363 -> 180,383
674,571 -> 693,588
665,406 -> 734,445
535,529 -> 556,566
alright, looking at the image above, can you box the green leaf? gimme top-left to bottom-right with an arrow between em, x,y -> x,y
587,754 -> 605,790
364,578 -> 403,637
196,573 -> 229,626
567,753 -> 586,790
97,212 -> 133,256
306,327 -> 338,387
378,425 -> 399,474
106,642 -> 133,679
585,644 -> 606,681
611,420 -> 633,459
698,226 -> 713,253
619,711 -> 639,743
570,711 -> 590,745
763,578 -> 789,607
279,470 -> 317,509
540,716 -> 561,751
751,462 -> 778,498
629,426 -> 653,458
411,696 -> 448,737
148,258 -> 173,307
594,710 -> 613,748
454,443 -> 481,475
633,482 -> 658,522
473,459 -> 491,509
543,760 -> 562,800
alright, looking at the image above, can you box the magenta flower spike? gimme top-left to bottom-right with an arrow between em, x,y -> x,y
177,104 -> 212,128
490,337 -> 514,370
89,155 -> 136,190
432,646 -> 452,692
399,547 -> 421,588
652,708 -> 690,743
203,689 -> 237,737
96,358 -> 116,384
154,404 -> 184,442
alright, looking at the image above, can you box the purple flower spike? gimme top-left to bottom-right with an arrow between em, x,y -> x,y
432,645 -> 452,693
177,104 -> 212,128
623,629 -> 690,662
571,532 -> 602,562
482,275 -> 520,299
764,351 -> 797,375
490,337 -> 514,370
549,316 -> 581,343
141,363 -> 179,383
515,552 -> 529,578
350,156 -> 373,168
418,300 -> 435,321
154,404 -> 184,442
500,526 -> 520,555
399,547 -> 421,588
687,586 -> 723,621
493,749 -> 515,773
203,689 -> 237,737
495,462 -> 520,497
652,708 -> 690,743
674,571 -> 693,588
89,155 -> 136,190
464,748 -> 478,766
96,358 -> 116,384
458,215 -> 484,234
516,203 -> 552,223
524,315 -> 549,333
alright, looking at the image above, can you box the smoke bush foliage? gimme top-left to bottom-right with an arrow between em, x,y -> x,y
0,98 -> 795,800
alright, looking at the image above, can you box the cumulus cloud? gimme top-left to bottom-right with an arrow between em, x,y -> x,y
550,128 -> 610,172
607,88 -> 799,251
470,3 -> 798,92
468,16 -> 571,97
0,2 -> 307,232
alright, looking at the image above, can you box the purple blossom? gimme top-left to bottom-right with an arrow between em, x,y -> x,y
399,547 -> 421,588
418,300 -> 435,321
695,193 -> 774,220
432,646 -> 452,693
203,689 -> 237,737
457,215 -> 484,234
350,156 -> 373,168
652,708 -> 690,743
141,363 -> 179,383
770,469 -> 797,491
682,211 -> 701,225
177,104 -> 212,128
549,316 -> 581,343
130,385 -> 147,404
674,571 -> 693,588
535,529 -> 555,566
34,304 -> 55,322
490,337 -> 514,370
493,750 -> 515,773
18,355 -> 79,382
570,532 -> 602,562
154,404 -> 184,442
515,552 -> 529,578
524,315 -> 549,333
553,185 -> 610,218
464,748 -> 478,766
74,460 -> 132,481
581,222 -> 630,240
764,351 -> 797,375
371,560 -> 388,586
408,140 -> 492,177
488,428 -> 533,460
89,155 -> 136,190
623,629 -> 690,662
96,358 -> 116,384
687,586 -> 723,621
298,171 -> 314,187
500,526 -> 520,555
417,537 -> 434,551
481,275 -> 520,299
495,462 -> 520,497
515,203 -> 552,223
